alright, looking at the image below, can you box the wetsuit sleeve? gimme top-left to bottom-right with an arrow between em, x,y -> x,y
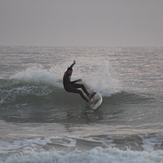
70,80 -> 77,84
69,62 -> 75,69
68,62 -> 76,84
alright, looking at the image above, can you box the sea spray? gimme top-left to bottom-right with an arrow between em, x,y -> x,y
79,59 -> 120,97
10,65 -> 62,87
96,60 -> 119,96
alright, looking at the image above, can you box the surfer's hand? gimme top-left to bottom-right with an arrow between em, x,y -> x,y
73,60 -> 76,65
76,79 -> 82,82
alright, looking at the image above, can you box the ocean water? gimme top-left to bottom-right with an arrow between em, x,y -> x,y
0,46 -> 163,162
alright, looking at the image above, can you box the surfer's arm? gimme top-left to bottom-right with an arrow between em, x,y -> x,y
68,60 -> 82,83
69,60 -> 76,69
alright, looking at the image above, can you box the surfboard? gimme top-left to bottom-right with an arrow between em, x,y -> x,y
89,92 -> 103,110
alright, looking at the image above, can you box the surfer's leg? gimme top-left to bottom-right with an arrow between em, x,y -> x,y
77,90 -> 89,102
67,87 -> 89,102
71,84 -> 89,96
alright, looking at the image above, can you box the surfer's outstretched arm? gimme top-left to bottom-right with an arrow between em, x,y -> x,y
69,60 -> 76,69
69,60 -> 82,83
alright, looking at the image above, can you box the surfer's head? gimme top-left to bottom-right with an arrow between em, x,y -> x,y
67,67 -> 73,75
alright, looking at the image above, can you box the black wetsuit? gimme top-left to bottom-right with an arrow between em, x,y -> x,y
63,64 -> 89,102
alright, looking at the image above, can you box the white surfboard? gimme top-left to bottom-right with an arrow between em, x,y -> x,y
89,92 -> 103,110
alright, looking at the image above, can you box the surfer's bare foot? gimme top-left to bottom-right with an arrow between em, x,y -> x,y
88,92 -> 96,99
88,100 -> 94,105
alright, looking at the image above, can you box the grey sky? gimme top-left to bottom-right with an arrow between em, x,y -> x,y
0,0 -> 163,46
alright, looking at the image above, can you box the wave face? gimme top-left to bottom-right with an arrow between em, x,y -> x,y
0,76 -> 156,124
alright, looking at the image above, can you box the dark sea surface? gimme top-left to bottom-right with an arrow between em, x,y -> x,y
0,46 -> 163,162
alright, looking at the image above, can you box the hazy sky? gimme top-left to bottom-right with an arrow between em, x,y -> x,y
0,0 -> 163,46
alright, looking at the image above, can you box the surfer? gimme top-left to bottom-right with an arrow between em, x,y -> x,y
63,60 -> 93,103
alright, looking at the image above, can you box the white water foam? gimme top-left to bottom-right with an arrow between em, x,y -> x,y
10,65 -> 62,88
3,147 -> 163,163
1,130 -> 163,163
139,132 -> 163,151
